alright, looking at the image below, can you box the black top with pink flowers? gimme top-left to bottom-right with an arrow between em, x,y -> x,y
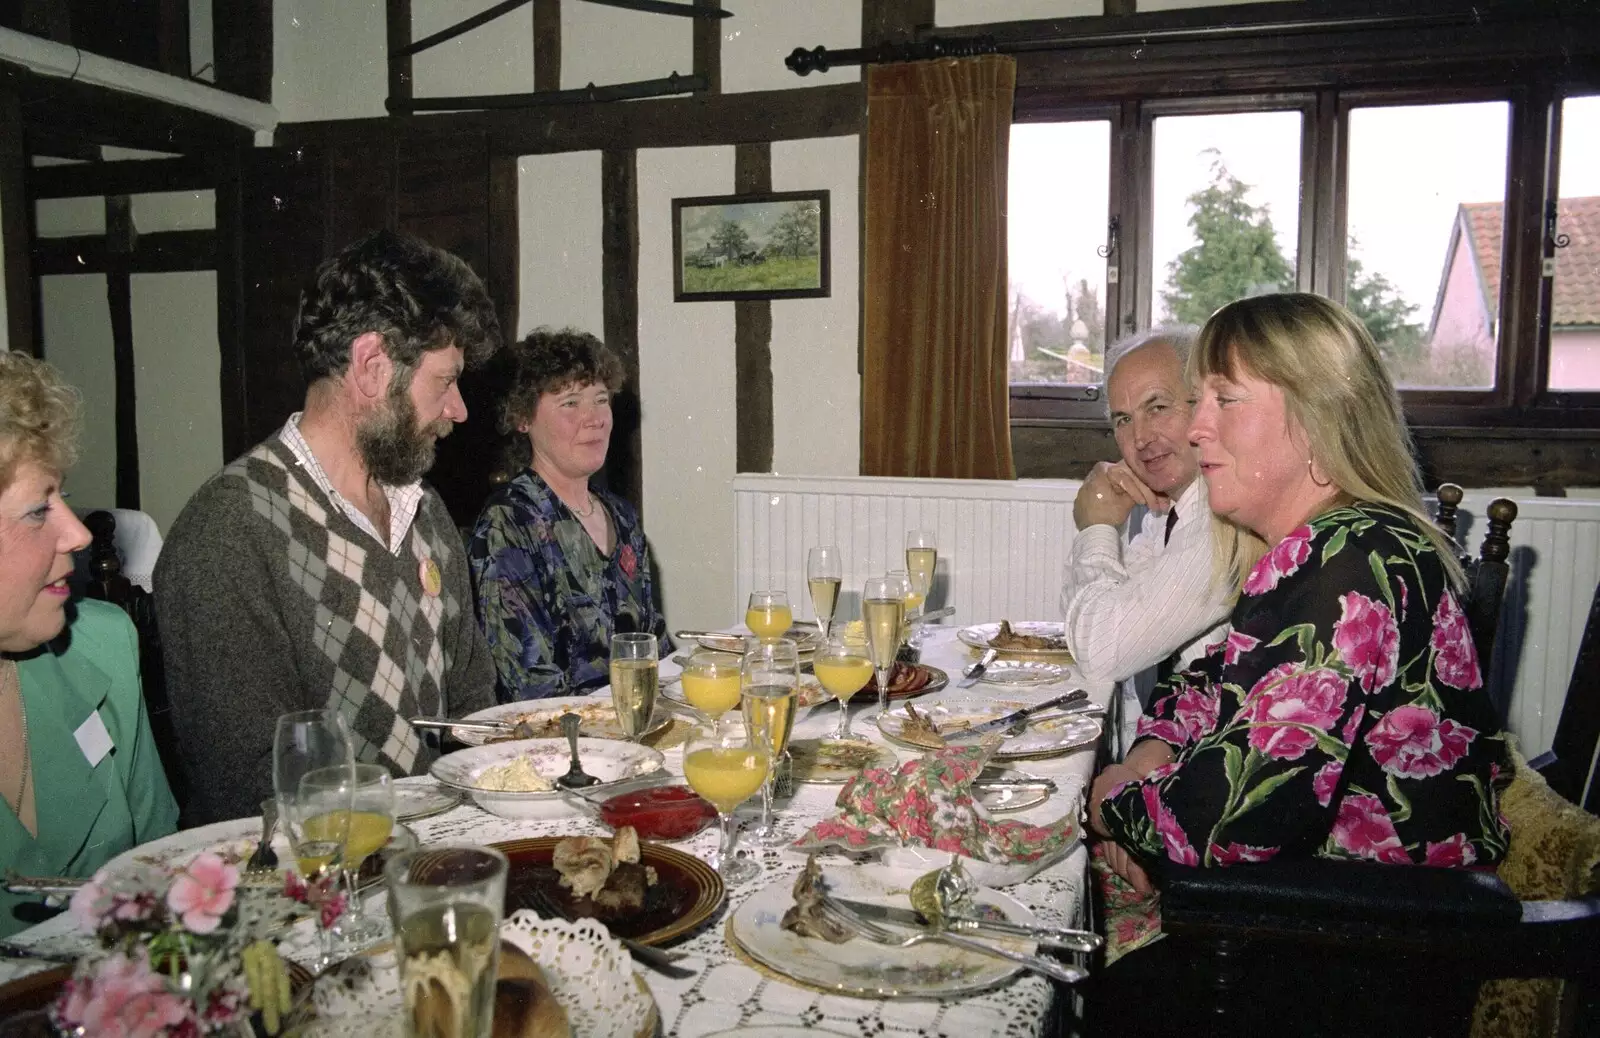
1101,503 -> 1511,870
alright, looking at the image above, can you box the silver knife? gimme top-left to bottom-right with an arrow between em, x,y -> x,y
956,648 -> 998,688
956,689 -> 1090,737
908,606 -> 956,626
833,898 -> 1102,953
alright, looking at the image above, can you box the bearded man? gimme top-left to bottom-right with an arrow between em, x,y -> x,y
156,231 -> 502,823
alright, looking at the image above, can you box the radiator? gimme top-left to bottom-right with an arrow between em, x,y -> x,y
732,475 -> 1595,758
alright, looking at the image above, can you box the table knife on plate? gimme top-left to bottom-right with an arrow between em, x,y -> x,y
956,648 -> 999,688
831,898 -> 1102,953
954,689 -> 1090,738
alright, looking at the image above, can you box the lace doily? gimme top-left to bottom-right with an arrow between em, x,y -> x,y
501,910 -> 656,1038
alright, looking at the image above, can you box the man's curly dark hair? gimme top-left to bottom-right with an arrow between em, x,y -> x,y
497,327 -> 625,435
293,229 -> 502,383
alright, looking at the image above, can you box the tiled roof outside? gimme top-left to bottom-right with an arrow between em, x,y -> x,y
1461,197 -> 1600,327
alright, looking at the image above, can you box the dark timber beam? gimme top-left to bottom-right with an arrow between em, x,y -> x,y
863,0 -> 932,48
213,0 -> 274,103
693,0 -> 720,95
388,0 -> 414,109
0,90 -> 36,356
734,142 -> 772,474
29,157 -> 213,200
33,231 -> 217,275
0,60 -> 253,152
533,0 -> 560,92
106,196 -> 139,509
601,149 -> 643,516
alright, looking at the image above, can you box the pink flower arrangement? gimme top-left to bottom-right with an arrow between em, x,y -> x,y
1243,524 -> 1314,596
53,857 -> 344,1037
1365,704 -> 1476,779
1332,591 -> 1400,694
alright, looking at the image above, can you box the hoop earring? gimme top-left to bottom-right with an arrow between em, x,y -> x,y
1308,457 -> 1332,489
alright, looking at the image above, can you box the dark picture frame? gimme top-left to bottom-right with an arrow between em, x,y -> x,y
672,190 -> 831,302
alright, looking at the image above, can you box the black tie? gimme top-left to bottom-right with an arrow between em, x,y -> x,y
1164,507 -> 1180,547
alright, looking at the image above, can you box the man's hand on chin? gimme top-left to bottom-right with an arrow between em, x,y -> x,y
1073,461 -> 1168,530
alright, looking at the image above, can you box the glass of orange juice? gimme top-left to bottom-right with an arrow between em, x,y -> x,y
812,635 -> 874,740
679,650 -> 743,719
303,762 -> 394,949
683,715 -> 771,884
745,590 -> 793,641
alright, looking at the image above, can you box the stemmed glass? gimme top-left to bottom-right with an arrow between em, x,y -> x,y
742,638 -> 800,847
862,576 -> 907,712
745,590 -> 793,641
679,650 -> 743,719
313,762 -> 395,950
905,530 -> 937,646
806,546 -> 842,642
610,632 -> 659,741
682,715 -> 772,884
272,709 -> 356,970
812,634 -> 874,740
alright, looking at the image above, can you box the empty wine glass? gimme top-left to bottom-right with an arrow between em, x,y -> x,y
742,638 -> 799,847
806,546 -> 843,641
682,715 -> 772,884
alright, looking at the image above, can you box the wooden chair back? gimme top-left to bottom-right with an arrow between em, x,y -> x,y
1435,483 -> 1518,674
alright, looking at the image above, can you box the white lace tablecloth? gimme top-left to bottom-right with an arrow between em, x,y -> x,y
2,627 -> 1111,1038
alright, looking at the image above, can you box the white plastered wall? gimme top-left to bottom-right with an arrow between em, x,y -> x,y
517,151 -> 604,337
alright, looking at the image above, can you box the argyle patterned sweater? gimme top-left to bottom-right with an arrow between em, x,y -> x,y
155,435 -> 494,824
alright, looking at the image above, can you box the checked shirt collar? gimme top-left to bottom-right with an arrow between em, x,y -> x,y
279,413 -> 424,556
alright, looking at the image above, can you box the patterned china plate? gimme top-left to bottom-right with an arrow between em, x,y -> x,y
660,678 -> 831,713
430,739 -> 665,820
978,660 -> 1068,686
391,775 -> 460,822
875,697 -> 1102,761
454,694 -> 672,746
727,865 -> 1037,998
103,817 -> 279,876
787,738 -> 900,784
957,621 -> 1075,660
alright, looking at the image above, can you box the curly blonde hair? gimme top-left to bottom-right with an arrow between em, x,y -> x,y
0,352 -> 81,493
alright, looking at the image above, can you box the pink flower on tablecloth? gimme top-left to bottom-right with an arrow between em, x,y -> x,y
1366,705 -> 1476,779
1244,525 -> 1314,596
1330,793 -> 1411,864
1174,687 -> 1220,742
1143,783 -> 1199,866
1222,631 -> 1260,666
1238,664 -> 1347,761
1209,841 -> 1280,865
1424,833 -> 1478,868
1431,592 -> 1483,690
60,950 -> 192,1038
166,853 -> 239,935
1312,759 -> 1344,808
1333,592 -> 1399,694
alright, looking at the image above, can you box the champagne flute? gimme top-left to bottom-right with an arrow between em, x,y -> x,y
308,762 -> 394,950
682,715 -> 772,884
906,530 -> 937,646
610,632 -> 659,741
812,634 -> 874,740
679,649 -> 743,719
806,546 -> 843,642
862,577 -> 907,712
741,638 -> 799,847
272,708 -> 355,970
745,590 -> 793,641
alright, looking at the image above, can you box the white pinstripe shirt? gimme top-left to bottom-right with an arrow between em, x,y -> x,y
279,413 -> 425,556
1061,477 -> 1232,685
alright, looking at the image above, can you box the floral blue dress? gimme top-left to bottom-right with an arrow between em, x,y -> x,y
468,470 -> 670,702
1101,503 -> 1511,869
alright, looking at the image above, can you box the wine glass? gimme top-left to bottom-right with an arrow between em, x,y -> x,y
745,590 -> 793,641
905,530 -> 937,646
806,546 -> 843,641
812,634 -> 874,740
610,632 -> 659,741
682,715 -> 772,884
272,708 -> 356,969
679,649 -> 743,719
311,762 -> 394,950
861,577 -> 907,712
741,638 -> 799,847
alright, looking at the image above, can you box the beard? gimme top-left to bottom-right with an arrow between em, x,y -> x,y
355,381 -> 453,487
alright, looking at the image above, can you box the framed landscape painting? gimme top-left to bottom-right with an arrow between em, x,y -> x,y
672,190 -> 831,302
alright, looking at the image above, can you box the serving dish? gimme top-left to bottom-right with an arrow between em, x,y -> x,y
453,695 -> 671,746
429,739 -> 665,819
787,738 -> 899,784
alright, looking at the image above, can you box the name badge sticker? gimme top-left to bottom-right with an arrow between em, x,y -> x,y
75,710 -> 115,768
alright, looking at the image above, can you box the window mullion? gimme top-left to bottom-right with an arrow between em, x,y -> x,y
1306,88 -> 1340,297
1502,82 -> 1557,409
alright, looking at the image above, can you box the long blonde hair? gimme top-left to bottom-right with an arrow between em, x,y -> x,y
1190,293 -> 1464,591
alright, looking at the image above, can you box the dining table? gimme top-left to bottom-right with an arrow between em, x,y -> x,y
0,625 -> 1115,1037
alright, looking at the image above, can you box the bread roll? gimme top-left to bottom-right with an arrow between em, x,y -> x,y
493,942 -> 568,1038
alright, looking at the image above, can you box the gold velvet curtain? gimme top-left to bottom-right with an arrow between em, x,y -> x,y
861,55 -> 1016,480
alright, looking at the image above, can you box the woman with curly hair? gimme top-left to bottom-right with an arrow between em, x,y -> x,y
0,353 -> 177,937
469,329 -> 670,701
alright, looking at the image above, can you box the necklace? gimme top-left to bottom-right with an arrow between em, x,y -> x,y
572,493 -> 598,519
3,661 -> 27,820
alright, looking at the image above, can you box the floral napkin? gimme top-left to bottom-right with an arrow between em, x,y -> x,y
791,741 -> 1079,864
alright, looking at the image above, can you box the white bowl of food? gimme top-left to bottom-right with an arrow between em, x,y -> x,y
429,738 -> 665,820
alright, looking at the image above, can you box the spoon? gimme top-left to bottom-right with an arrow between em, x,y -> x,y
247,799 -> 280,871
556,713 -> 599,789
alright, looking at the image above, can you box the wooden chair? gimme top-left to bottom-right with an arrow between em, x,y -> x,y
1435,483 -> 1519,672
81,510 -> 187,810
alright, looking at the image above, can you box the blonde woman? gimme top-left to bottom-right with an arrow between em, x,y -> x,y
0,353 -> 177,937
1090,293 -> 1509,897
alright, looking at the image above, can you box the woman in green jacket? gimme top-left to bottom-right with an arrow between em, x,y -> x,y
0,352 -> 177,937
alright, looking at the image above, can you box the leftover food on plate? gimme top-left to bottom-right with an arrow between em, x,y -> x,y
486,702 -> 643,743
494,940 -> 569,1038
478,755 -> 555,792
551,827 -> 658,913
780,856 -> 852,945
991,619 -> 1070,651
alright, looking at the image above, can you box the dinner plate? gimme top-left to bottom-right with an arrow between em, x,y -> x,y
391,775 -> 459,822
430,739 -> 665,820
103,816 -> 271,875
453,694 -> 672,746
974,766 -> 1053,813
727,864 -> 1036,998
979,660 -> 1068,686
957,621 -> 1075,659
864,663 -> 949,701
490,836 -> 725,945
659,677 -> 831,713
787,738 -> 900,784
875,697 -> 1102,760
681,625 -> 822,656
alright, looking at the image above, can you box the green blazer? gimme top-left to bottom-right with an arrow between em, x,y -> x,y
1,599 -> 179,937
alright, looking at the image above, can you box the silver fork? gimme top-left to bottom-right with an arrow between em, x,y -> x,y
816,894 -> 1087,985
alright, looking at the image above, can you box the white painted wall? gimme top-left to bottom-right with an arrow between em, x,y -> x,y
40,276 -> 117,512
638,146 -> 737,632
517,151 -> 604,337
132,272 -> 223,532
274,0 -> 387,122
938,0 -> 1101,23
563,4 -> 691,92
413,0 -> 532,102
721,0 -> 859,94
189,0 -> 213,81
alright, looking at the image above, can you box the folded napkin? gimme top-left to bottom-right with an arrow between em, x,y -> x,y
791,741 -> 1078,864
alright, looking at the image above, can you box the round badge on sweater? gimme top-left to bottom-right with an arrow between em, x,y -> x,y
420,557 -> 442,597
